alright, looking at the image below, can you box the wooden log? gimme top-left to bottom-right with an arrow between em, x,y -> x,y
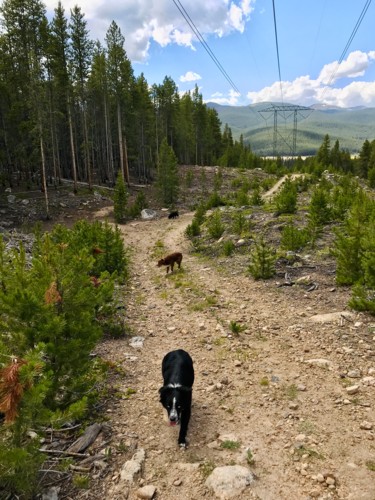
67,423 -> 102,453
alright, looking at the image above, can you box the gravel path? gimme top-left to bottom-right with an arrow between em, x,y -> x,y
79,207 -> 375,500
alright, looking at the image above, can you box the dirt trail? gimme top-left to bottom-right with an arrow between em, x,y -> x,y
86,208 -> 375,500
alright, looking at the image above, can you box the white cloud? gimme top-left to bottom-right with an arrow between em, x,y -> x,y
44,0 -> 256,62
318,50 -> 375,84
208,88 -> 240,105
180,71 -> 202,82
247,51 -> 375,107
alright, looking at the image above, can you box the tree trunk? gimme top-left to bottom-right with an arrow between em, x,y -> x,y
104,95 -> 114,184
67,96 -> 78,193
39,126 -> 50,219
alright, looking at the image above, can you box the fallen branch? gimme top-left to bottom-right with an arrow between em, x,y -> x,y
67,423 -> 102,453
39,449 -> 89,458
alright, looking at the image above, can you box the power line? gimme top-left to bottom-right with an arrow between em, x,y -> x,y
323,0 -> 372,89
272,0 -> 283,103
172,0 -> 241,94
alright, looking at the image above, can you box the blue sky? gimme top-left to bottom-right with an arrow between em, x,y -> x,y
43,0 -> 375,108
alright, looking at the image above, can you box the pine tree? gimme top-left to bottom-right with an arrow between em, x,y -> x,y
333,191 -> 374,285
274,178 -> 298,214
157,138 -> 179,206
113,170 -> 128,223
106,21 -> 133,184
248,236 -> 276,280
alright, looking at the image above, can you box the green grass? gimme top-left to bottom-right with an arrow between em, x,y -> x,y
260,377 -> 269,387
73,474 -> 90,489
284,384 -> 298,400
246,449 -> 255,465
294,446 -> 325,460
220,440 -> 241,450
200,460 -> 216,478
229,320 -> 246,334
366,460 -> 375,472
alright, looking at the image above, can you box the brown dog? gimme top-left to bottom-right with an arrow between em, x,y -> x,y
157,252 -> 182,273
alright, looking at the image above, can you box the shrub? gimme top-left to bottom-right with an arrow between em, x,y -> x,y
274,178 -> 298,214
207,210 -> 225,239
0,221 -> 127,495
186,219 -> 201,238
222,240 -> 235,256
126,191 -> 148,218
206,191 -> 225,209
113,171 -> 128,223
50,220 -> 128,281
250,187 -> 263,206
248,236 -> 276,280
232,211 -> 247,235
308,186 -> 331,228
235,190 -> 249,207
333,191 -> 374,285
280,223 -> 309,251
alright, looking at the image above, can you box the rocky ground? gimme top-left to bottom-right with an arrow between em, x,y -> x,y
74,206 -> 374,500
1,170 -> 375,500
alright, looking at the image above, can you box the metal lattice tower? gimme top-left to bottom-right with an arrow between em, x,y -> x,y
258,104 -> 313,156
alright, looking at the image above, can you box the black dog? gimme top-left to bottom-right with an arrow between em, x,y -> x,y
159,349 -> 194,447
168,210 -> 179,219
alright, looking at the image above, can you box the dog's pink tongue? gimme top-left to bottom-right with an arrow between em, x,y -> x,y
169,421 -> 177,426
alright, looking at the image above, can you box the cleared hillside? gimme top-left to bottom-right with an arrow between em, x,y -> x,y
207,102 -> 375,155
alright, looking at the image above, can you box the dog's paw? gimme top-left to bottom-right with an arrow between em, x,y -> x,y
179,442 -> 187,449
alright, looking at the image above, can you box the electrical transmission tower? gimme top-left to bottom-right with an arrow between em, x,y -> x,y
258,104 -> 313,157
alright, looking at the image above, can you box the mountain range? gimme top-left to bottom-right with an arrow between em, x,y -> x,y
207,102 -> 375,156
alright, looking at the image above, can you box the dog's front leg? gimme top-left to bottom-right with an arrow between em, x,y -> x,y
178,408 -> 191,448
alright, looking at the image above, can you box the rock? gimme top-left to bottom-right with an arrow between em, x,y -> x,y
136,485 -> 156,499
7,195 -> 16,203
205,465 -> 255,499
235,239 -> 246,247
362,376 -> 375,386
308,311 -> 354,324
347,369 -> 361,378
42,487 -> 60,500
129,336 -> 145,348
346,385 -> 360,395
119,448 -> 145,483
360,421 -> 373,430
288,402 -> 299,410
141,209 -> 157,220
305,358 -> 335,370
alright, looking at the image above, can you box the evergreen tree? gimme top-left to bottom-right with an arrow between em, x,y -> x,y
106,21 -> 133,184
317,134 -> 331,168
157,138 -> 179,206
248,236 -> 276,280
274,178 -> 298,214
132,73 -> 155,182
333,191 -> 374,285
69,6 -> 93,187
113,170 -> 128,223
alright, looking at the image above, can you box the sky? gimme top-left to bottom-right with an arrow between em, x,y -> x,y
42,0 -> 375,108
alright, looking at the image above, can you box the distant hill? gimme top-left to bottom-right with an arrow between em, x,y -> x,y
207,102 -> 375,156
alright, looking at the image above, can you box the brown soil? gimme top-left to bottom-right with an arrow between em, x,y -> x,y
4,170 -> 373,499
69,202 -> 375,500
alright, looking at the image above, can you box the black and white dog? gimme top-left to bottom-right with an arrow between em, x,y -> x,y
159,349 -> 194,447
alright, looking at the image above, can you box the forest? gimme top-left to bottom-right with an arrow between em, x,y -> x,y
1,0 -> 375,198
